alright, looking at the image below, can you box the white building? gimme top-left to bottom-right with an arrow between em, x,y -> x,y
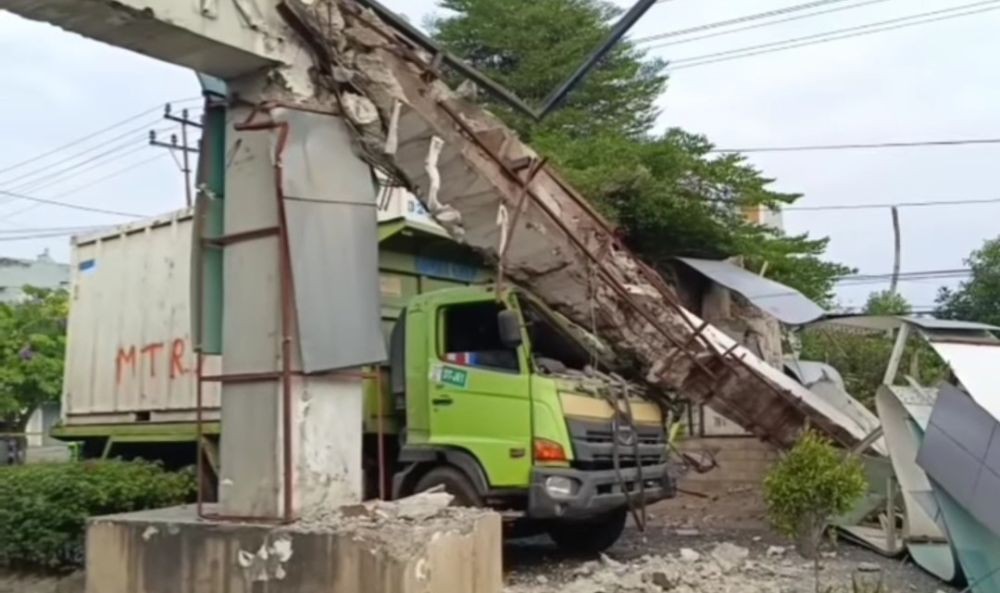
0,250 -> 70,302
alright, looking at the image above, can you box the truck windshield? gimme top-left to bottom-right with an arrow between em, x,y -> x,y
518,296 -> 601,375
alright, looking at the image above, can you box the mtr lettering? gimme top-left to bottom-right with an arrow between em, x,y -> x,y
116,338 -> 191,385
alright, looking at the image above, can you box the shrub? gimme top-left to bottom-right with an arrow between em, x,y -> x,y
0,460 -> 195,568
764,431 -> 867,560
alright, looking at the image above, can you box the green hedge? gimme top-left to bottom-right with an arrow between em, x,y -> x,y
0,460 -> 195,568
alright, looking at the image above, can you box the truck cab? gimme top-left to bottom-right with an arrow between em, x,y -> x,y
388,285 -> 675,552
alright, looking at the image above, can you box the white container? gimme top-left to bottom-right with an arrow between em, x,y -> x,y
62,209 -> 221,426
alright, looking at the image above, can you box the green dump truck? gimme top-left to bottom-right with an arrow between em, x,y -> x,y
56,207 -> 674,552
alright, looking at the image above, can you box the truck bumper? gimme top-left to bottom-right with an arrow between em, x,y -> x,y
527,463 -> 675,520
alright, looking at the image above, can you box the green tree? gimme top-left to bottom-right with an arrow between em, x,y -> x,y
764,432 -> 866,591
864,290 -> 911,315
431,0 -> 851,304
937,236 -> 1000,325
0,287 -> 68,434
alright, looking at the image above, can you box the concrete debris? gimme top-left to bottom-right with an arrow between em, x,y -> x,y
505,546 -> 871,593
340,92 -> 379,126
708,542 -> 749,574
857,562 -> 881,573
766,545 -> 787,557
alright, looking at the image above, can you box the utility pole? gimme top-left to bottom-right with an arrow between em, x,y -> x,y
889,206 -> 902,295
149,104 -> 202,207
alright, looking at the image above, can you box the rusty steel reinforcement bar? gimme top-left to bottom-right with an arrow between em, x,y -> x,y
435,100 -> 722,384
432,100 -> 857,448
496,157 -> 547,299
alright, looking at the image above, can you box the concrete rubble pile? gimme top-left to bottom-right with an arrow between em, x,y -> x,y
271,0 -> 874,448
504,542 -> 829,593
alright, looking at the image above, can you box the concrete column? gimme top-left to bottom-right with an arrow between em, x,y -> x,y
217,104 -> 364,519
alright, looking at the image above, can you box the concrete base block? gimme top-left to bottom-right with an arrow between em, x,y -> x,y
85,505 -> 502,593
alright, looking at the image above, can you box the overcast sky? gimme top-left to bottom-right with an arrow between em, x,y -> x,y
2,0 -> 998,311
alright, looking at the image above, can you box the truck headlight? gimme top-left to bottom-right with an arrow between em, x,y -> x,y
544,476 -> 578,498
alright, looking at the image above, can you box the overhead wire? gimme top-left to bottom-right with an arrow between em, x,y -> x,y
0,153 -> 169,221
636,0 -> 894,49
783,197 -> 1000,211
4,125 -> 183,194
0,96 -> 201,176
0,119 -> 163,186
710,137 -> 1000,154
0,188 -> 143,218
657,0 -> 1000,69
634,0 -> 873,44
0,229 -> 113,242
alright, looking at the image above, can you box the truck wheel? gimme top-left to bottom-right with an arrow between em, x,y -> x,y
547,509 -> 628,555
413,466 -> 483,508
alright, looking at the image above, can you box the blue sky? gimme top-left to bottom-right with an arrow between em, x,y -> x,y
1,0 -> 999,310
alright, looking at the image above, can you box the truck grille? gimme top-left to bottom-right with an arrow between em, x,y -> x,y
566,418 -> 666,470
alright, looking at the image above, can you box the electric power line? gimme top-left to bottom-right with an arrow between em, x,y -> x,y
637,0 -> 893,49
0,225 -> 113,234
658,0 -> 1000,69
0,188 -> 143,218
0,97 -> 201,176
0,119 -> 162,186
783,197 -> 1000,211
710,137 -> 1000,154
0,229 -> 113,242
3,136 -> 159,194
635,0 -> 868,44
0,153 -> 169,221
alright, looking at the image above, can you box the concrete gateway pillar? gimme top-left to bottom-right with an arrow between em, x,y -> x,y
213,98 -> 384,519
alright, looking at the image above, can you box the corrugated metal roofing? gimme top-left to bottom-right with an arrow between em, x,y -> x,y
676,257 -> 825,325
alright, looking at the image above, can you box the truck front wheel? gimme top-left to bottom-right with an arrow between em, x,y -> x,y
413,466 -> 483,508
547,509 -> 627,555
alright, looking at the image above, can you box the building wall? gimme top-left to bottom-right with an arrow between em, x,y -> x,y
0,251 -> 70,302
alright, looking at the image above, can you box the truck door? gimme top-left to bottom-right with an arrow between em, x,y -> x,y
429,299 -> 532,487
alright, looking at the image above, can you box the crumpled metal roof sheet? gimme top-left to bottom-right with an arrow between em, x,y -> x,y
918,384 -> 1000,538
927,341 -> 1000,420
677,257 -> 825,325
818,315 -> 1000,334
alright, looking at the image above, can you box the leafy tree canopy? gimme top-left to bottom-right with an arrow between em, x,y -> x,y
864,290 -> 912,315
0,287 -> 67,431
431,0 -> 852,305
937,236 -> 1000,325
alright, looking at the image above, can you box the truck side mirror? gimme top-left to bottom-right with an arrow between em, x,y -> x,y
498,310 -> 523,349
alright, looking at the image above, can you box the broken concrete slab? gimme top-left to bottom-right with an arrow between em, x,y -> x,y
84,503 -> 501,593
266,0 -> 882,451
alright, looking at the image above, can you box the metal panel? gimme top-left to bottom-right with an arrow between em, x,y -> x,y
275,109 -> 386,372
63,210 -> 221,420
676,257 -> 825,325
918,384 -> 1000,537
927,341 -> 1000,419
818,315 -> 1000,334
903,316 -> 1000,332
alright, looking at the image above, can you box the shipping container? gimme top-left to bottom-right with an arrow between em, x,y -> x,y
58,205 -> 488,436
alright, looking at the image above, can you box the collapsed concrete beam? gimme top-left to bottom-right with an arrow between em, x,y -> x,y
0,0 -> 310,87
278,0 -> 874,449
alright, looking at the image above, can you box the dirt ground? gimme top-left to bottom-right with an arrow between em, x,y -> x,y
0,489 -> 958,593
506,489 -> 958,593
